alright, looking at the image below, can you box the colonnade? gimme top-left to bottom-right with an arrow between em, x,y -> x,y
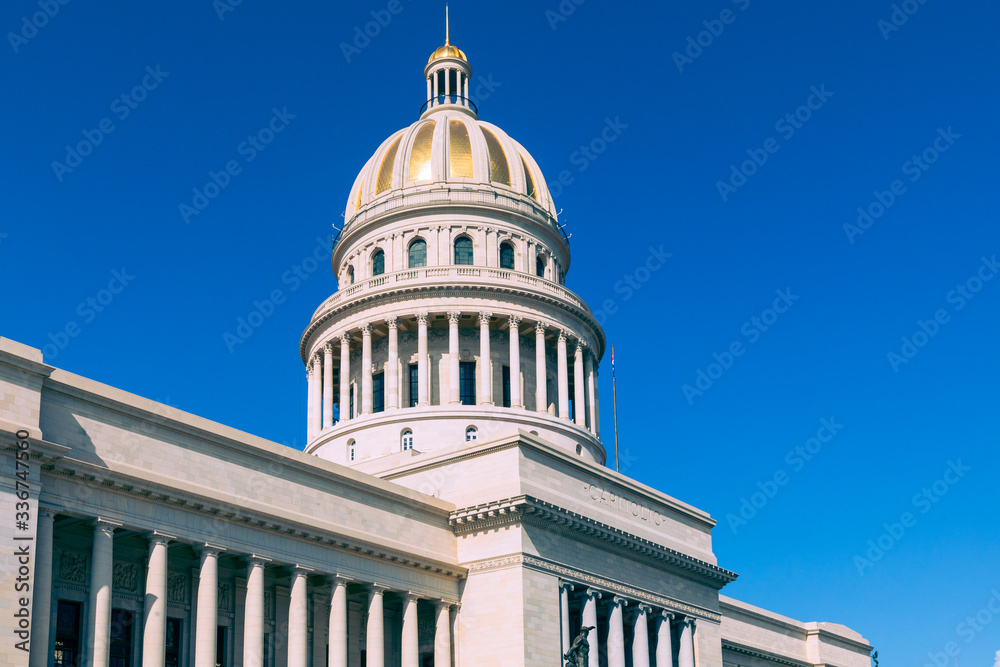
306,310 -> 601,441
560,583 -> 697,667
29,511 -> 458,667
427,64 -> 471,109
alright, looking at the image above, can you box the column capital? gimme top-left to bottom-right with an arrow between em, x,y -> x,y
196,543 -> 226,559
246,554 -> 272,568
329,574 -> 352,587
340,331 -> 352,346
145,530 -> 176,547
635,602 -> 653,615
659,610 -> 675,622
558,329 -> 568,343
576,339 -> 588,351
508,314 -> 522,330
447,310 -> 462,324
360,323 -> 372,336
679,616 -> 696,629
582,588 -> 603,602
385,316 -> 398,330
291,565 -> 314,577
433,599 -> 457,611
478,311 -> 492,326
417,311 -> 429,326
535,320 -> 548,335
91,517 -> 122,535
367,583 -> 390,595
610,595 -> 629,608
558,581 -> 575,594
400,591 -> 422,603
38,506 -> 57,519
324,341 -> 335,354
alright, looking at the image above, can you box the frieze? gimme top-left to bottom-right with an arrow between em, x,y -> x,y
59,551 -> 87,584
113,562 -> 139,593
167,573 -> 186,603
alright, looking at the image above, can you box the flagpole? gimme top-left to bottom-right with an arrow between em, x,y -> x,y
612,345 -> 619,473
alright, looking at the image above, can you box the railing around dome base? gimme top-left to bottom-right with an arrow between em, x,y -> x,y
420,94 -> 478,116
312,266 -> 589,319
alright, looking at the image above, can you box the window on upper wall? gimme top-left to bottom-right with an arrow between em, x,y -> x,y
502,365 -> 511,408
536,255 -> 546,278
408,239 -> 427,268
454,237 -> 474,265
499,242 -> 515,270
401,429 -> 413,451
348,440 -> 356,461
460,362 -> 476,405
372,250 -> 385,276
466,426 -> 478,441
408,364 -> 419,407
373,372 -> 385,413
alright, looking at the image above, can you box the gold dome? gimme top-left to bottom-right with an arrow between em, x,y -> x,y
428,44 -> 467,63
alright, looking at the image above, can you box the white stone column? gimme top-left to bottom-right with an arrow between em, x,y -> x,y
594,366 -> 601,438
417,312 -> 429,406
29,508 -> 55,667
463,76 -> 470,105
434,600 -> 452,667
444,67 -> 451,100
328,576 -> 350,667
581,589 -> 601,667
558,582 -> 574,657
433,69 -> 439,101
535,322 -> 547,413
142,531 -> 175,667
401,593 -> 419,667
450,605 -> 461,667
574,341 -> 587,426
361,325 -> 373,415
323,343 -> 335,429
448,311 -> 461,404
288,566 -> 312,667
607,596 -> 627,667
306,362 -> 318,441
386,318 -> 399,410
243,556 -> 270,667
585,352 -> 597,436
478,312 -> 493,405
632,604 -> 652,667
195,545 -> 224,667
86,518 -> 119,667
508,315 -> 522,408
339,333 -> 351,421
426,77 -> 432,106
366,584 -> 388,667
557,331 -> 570,419
655,612 -> 674,667
678,618 -> 696,667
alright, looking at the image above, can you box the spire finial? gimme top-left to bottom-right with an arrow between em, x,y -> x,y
445,5 -> 450,45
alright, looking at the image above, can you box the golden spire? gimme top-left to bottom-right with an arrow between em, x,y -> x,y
445,5 -> 450,45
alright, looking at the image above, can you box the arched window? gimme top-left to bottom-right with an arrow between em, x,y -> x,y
499,242 -> 515,270
454,237 -> 474,265
348,440 -> 356,462
408,239 -> 427,268
465,426 -> 478,442
372,250 -> 385,276
401,429 -> 413,451
536,255 -> 546,278
347,266 -> 355,284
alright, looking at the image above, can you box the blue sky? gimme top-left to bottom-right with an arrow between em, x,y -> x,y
3,1 -> 999,664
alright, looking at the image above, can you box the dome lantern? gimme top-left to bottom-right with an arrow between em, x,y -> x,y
422,6 -> 476,120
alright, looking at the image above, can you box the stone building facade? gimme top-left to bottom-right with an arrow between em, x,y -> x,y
1,34 -> 871,667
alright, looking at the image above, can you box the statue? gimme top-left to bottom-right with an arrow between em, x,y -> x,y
564,627 -> 594,667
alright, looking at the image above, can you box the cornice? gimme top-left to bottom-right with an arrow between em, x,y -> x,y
37,453 -> 466,583
462,552 -> 723,623
449,495 -> 738,588
300,282 -> 605,364
721,640 -> 812,667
